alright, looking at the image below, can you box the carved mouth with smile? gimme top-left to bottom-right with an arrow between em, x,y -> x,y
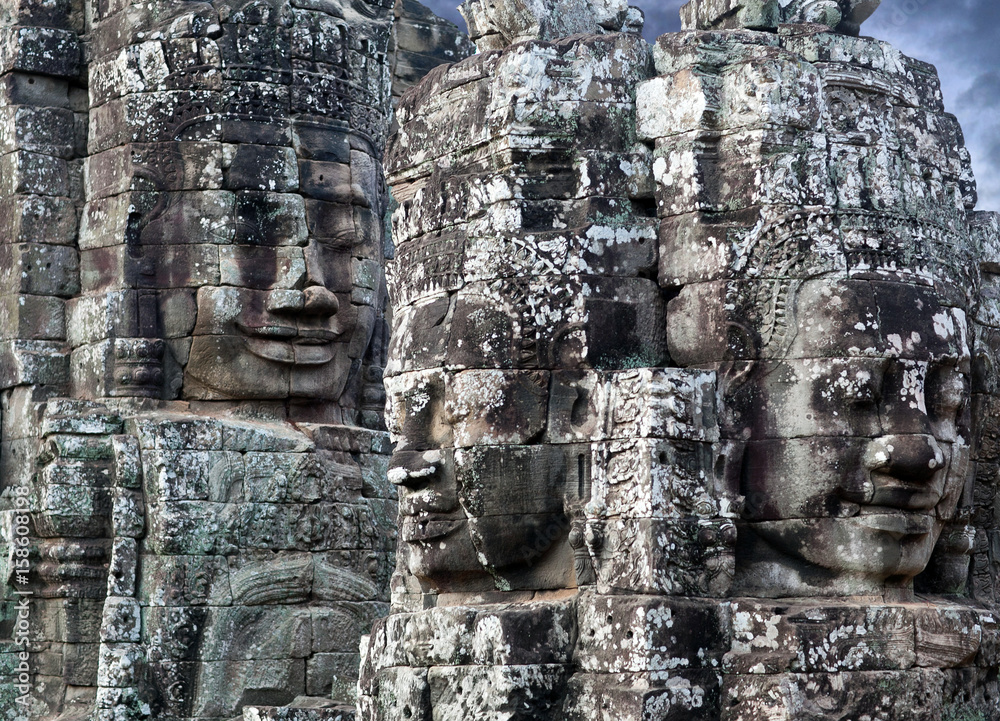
401,515 -> 466,543
237,321 -> 342,365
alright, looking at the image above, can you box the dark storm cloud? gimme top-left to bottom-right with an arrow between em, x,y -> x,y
417,0 -> 998,209
638,0 -> 685,36
868,0 -> 1000,210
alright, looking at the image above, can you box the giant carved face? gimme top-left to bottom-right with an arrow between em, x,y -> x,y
384,274 -> 665,593
681,0 -> 880,33
735,277 -> 971,595
181,155 -> 384,402
385,367 -> 575,592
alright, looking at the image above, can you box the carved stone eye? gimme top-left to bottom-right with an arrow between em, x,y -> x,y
927,366 -> 970,421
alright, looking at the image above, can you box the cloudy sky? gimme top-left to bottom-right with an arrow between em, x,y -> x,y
421,0 -> 999,211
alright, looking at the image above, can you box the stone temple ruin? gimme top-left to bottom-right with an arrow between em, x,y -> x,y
3,0 -> 1000,719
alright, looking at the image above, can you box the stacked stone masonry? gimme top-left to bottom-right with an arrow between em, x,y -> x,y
359,0 -> 1000,719
0,0 -> 472,719
3,0 -> 1000,719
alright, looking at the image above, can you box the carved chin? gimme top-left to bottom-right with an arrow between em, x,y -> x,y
404,519 -> 487,580
184,335 -> 353,400
243,337 -> 336,366
751,514 -> 944,579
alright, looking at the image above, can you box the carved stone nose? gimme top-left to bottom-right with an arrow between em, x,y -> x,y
302,286 -> 340,316
388,449 -> 442,488
863,434 -> 946,483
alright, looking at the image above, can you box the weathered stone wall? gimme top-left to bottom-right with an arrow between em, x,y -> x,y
0,0 -> 470,719
358,0 -> 1000,718
1,0 -> 998,717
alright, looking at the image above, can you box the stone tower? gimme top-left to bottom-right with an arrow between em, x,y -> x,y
0,0 -> 469,719
358,0 -> 1000,718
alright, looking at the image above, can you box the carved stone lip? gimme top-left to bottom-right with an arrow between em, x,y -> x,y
868,477 -> 943,511
294,328 -> 340,344
238,322 -> 340,365
400,490 -> 454,516
855,509 -> 935,536
401,515 -> 464,542
238,322 -> 297,339
238,322 -> 341,343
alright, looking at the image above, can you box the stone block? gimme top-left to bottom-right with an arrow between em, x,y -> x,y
595,517 -> 735,597
576,594 -> 729,674
427,664 -> 570,719
311,602 -> 388,655
0,26 -> 80,77
721,669 -> 945,721
313,552 -> 386,603
306,652 -> 360,698
0,293 -> 65,340
79,190 -> 236,250
110,489 -> 144,540
0,105 -> 75,158
111,434 -> 142,489
0,149 -> 68,196
145,500 -> 239,555
591,438 -> 725,520
39,459 -> 111,487
37,483 -> 111,527
128,413 -> 225,451
236,502 -> 360,552
563,670 -> 723,721
107,536 -> 138,595
96,642 -> 145,687
191,659 -> 305,718
244,703 -> 356,721
0,243 -> 78,297
605,368 -> 719,442
358,666 -> 429,721
228,551 -> 313,606
0,72 -> 70,108
221,418 -> 314,453
85,142 -> 224,200
0,194 -> 77,246
913,606 -> 982,669
244,450 -> 357,503
224,143 -> 299,192
88,89 -> 223,153
194,605 -> 312,661
445,369 -> 550,447
80,243 -> 220,291
219,244 -> 308,290
725,601 -> 917,674
41,400 -> 122,435
141,449 -> 244,503
62,641 -> 100,686
234,191 -> 308,247
99,596 -> 140,643
137,553 -> 232,607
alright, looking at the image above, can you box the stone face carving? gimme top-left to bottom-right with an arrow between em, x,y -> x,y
0,0 -> 468,719
360,0 -> 1000,718
645,21 -> 979,601
390,0 -> 476,105
458,0 -> 642,50
78,0 -> 394,416
680,0 -> 881,34
381,26 -> 672,601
